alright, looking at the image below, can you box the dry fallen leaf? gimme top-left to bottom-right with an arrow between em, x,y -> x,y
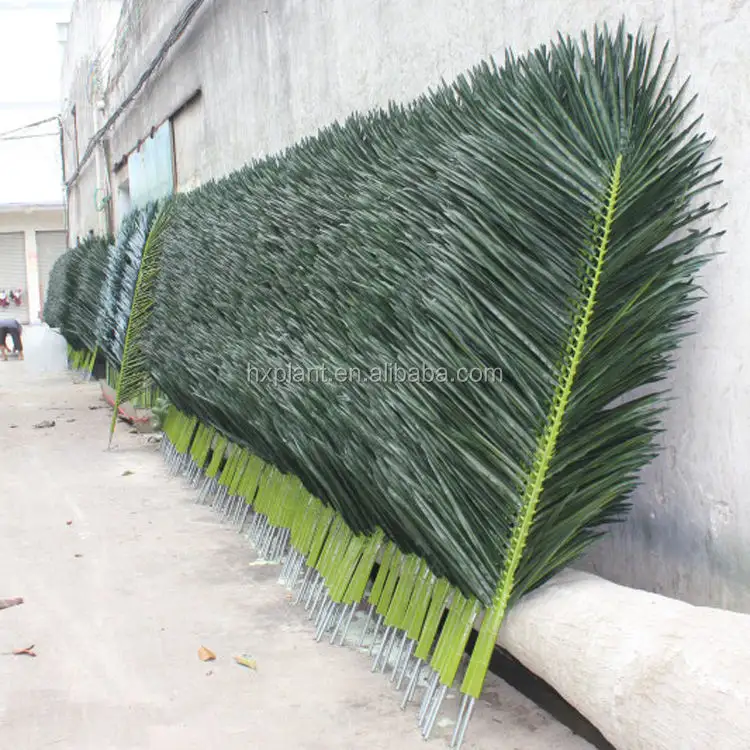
0,597 -> 23,611
198,646 -> 216,662
233,654 -> 257,670
13,645 -> 36,657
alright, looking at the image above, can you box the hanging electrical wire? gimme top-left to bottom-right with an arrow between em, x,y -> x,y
0,132 -> 59,141
0,115 -> 59,140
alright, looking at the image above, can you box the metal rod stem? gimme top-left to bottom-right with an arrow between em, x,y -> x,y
338,602 -> 358,646
295,567 -> 313,606
368,614 -> 383,656
372,626 -> 393,672
401,658 -> 423,710
396,640 -> 414,690
418,671 -> 439,725
451,696 -> 475,750
329,602 -> 349,644
358,603 -> 374,648
422,684 -> 447,740
391,631 -> 409,683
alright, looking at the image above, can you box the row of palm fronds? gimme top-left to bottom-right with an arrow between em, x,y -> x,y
44,23 -> 722,746
43,204 -> 159,387
44,233 -> 110,352
96,202 -> 160,367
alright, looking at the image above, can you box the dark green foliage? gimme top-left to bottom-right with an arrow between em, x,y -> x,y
43,234 -> 112,352
97,202 -> 159,367
42,251 -> 72,329
62,235 -> 111,352
143,24 -> 720,605
110,202 -> 172,442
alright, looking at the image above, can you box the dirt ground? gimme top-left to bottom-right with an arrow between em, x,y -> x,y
0,326 -> 593,750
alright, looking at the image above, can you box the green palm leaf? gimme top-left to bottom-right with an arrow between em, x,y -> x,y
66,235 -> 111,353
97,203 -> 159,368
140,21 -> 719,738
458,24 -> 720,703
43,234 -> 111,361
145,23 -> 719,599
109,202 -> 172,445
42,251 -> 72,329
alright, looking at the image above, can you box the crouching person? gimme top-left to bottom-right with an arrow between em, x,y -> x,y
0,319 -> 23,361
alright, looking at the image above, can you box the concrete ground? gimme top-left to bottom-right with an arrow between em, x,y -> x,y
0,326 -> 594,750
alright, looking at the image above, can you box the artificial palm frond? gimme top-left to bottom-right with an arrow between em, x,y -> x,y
43,234 -> 112,363
97,202 -> 159,368
42,251 -> 72,329
151,394 -> 172,430
112,21 -> 724,744
109,201 -> 172,445
63,234 -> 111,353
149,22 -> 717,599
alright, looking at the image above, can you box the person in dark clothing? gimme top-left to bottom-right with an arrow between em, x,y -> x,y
0,319 -> 23,361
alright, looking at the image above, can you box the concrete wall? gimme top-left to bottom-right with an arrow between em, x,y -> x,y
0,206 -> 66,322
61,0 -> 750,612
59,0 -> 123,239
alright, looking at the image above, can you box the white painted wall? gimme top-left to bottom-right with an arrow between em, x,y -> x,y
61,0 -> 750,611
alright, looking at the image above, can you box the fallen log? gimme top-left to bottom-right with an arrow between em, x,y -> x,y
0,597 -> 23,611
498,570 -> 750,750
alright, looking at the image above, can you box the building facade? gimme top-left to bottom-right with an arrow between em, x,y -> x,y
60,0 -> 750,613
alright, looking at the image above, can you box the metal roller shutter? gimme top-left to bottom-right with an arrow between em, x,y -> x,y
0,232 -> 30,325
37,230 -> 68,316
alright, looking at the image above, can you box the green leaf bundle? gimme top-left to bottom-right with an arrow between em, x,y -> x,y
43,233 -> 112,353
97,202 -> 159,367
60,23 -> 723,728
148,23 -> 720,619
109,201 -> 172,443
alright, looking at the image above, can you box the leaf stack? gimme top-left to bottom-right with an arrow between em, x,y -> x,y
46,23 -> 724,745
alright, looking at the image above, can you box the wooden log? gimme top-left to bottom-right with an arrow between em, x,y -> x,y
498,570 -> 750,750
0,597 -> 23,611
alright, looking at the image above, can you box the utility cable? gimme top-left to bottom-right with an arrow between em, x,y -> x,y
0,131 -> 60,141
0,115 -> 60,139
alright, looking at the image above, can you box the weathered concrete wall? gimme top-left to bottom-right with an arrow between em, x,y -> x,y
59,0 -> 122,239
62,0 -> 750,611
